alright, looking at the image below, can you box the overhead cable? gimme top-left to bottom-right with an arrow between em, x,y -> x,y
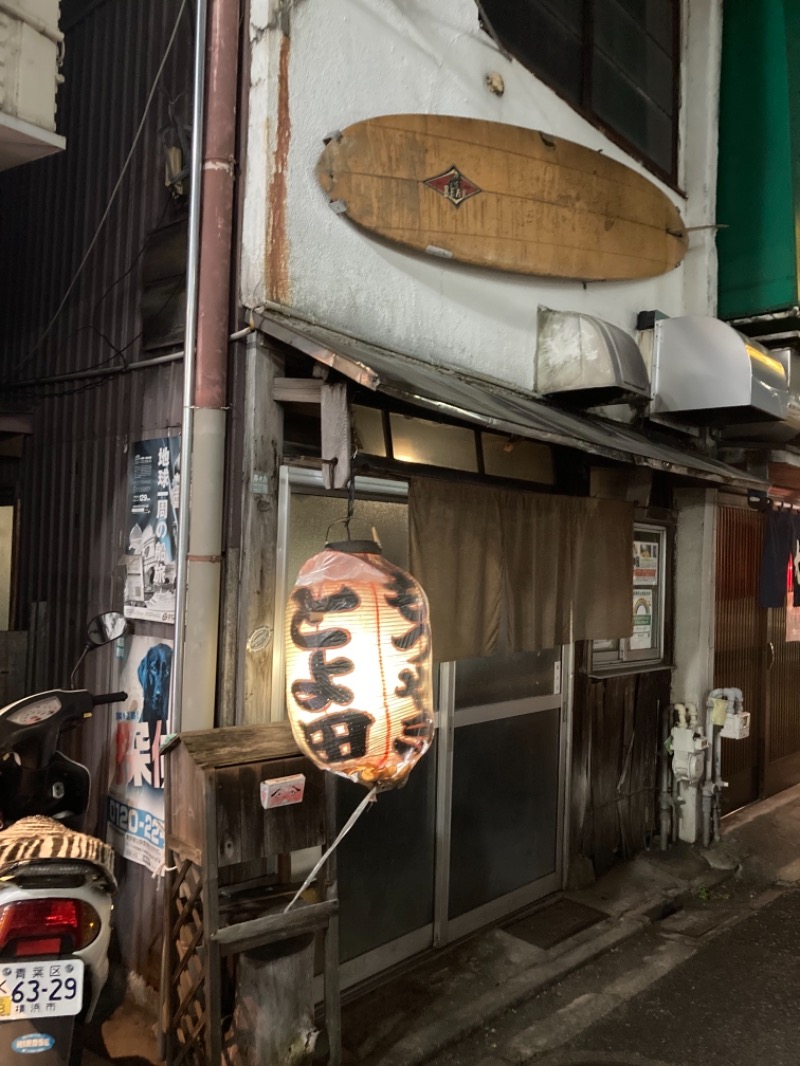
12,0 -> 189,375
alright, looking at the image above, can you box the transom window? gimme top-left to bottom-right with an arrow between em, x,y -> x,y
480,0 -> 680,183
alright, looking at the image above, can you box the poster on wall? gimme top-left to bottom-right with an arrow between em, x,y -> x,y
630,589 -> 654,650
633,541 -> 658,585
123,436 -> 181,624
106,636 -> 172,873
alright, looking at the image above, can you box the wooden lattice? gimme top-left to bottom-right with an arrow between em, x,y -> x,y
166,857 -> 211,1066
162,724 -> 340,1065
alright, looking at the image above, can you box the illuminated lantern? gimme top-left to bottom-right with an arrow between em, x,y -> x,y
285,540 -> 434,789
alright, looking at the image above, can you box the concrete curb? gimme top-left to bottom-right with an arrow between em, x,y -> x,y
373,917 -> 647,1066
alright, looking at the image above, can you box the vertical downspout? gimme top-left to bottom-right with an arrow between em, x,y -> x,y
170,0 -> 241,733
169,0 -> 208,736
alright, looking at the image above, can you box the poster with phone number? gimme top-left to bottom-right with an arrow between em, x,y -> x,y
106,635 -> 171,874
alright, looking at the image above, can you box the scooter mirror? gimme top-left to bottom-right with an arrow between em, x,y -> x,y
86,611 -> 128,647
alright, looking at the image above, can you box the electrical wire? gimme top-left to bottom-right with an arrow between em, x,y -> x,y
88,191 -> 176,334
11,0 -> 189,375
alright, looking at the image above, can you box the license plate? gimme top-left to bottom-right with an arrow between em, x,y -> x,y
0,959 -> 84,1021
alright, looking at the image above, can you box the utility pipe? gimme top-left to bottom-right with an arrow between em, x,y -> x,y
658,702 -> 672,851
171,0 -> 241,733
3,352 -> 184,390
168,0 -> 208,736
702,700 -> 714,848
713,721 -> 723,843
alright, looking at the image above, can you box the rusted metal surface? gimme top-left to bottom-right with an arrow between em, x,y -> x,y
251,307 -> 767,491
0,0 -> 193,983
714,506 -> 766,811
266,32 -> 292,305
195,0 -> 240,409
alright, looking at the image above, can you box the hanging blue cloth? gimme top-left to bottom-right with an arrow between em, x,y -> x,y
759,507 -> 800,608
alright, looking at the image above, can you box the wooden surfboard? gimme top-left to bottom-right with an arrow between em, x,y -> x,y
316,114 -> 687,281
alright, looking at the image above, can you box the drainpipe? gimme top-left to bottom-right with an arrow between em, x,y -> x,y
169,0 -> 240,733
658,702 -> 672,851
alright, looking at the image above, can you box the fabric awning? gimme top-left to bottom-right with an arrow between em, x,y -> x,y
250,307 -> 768,491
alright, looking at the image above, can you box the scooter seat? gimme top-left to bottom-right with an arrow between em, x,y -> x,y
0,816 -> 117,889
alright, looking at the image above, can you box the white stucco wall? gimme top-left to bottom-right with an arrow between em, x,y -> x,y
241,0 -> 722,393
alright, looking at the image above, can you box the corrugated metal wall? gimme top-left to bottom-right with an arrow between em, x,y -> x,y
715,506 -> 765,811
0,0 -> 193,982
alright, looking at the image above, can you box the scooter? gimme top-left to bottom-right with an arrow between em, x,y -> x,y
0,612 -> 128,1065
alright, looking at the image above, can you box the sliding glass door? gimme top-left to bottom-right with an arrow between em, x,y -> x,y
274,467 -> 568,990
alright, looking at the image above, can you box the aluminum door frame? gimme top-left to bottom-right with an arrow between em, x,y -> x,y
434,661 -> 569,946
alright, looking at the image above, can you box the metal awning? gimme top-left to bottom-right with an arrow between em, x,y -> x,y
250,307 -> 768,491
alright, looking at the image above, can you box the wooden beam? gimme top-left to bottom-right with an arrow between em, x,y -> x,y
236,334 -> 285,725
211,899 -> 338,957
273,377 -> 323,404
321,382 -> 351,489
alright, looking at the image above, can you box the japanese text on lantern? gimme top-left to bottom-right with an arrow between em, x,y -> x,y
285,548 -> 434,788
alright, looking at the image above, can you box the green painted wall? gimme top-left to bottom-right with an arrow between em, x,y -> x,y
717,0 -> 798,318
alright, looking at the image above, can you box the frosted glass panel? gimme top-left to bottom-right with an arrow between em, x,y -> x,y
449,710 -> 559,918
352,406 -> 387,457
389,413 -> 478,472
481,435 -> 555,484
335,739 -> 437,961
454,649 -> 560,709
287,495 -> 408,588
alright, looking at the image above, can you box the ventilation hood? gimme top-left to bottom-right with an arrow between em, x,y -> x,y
716,347 -> 800,443
651,316 -> 790,426
536,308 -> 651,407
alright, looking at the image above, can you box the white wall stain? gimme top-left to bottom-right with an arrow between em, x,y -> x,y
241,0 -> 722,393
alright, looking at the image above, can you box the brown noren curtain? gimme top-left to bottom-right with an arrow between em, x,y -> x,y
409,479 -> 633,661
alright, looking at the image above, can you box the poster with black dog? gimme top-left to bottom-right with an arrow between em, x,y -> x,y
106,636 -> 172,873
123,436 -> 180,624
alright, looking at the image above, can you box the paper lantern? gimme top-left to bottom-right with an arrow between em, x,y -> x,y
285,540 -> 434,789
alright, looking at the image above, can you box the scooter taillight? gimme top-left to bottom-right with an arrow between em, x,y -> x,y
0,899 -> 101,956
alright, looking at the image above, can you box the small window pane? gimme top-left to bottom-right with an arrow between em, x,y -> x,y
614,0 -> 675,53
591,524 -> 668,670
482,0 -> 583,106
352,405 -> 386,457
479,0 -> 679,181
482,434 -> 555,484
455,648 -> 560,708
389,413 -> 478,472
592,53 -> 674,174
594,0 -> 675,115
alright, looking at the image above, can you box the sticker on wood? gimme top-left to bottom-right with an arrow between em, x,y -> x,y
316,114 -> 688,281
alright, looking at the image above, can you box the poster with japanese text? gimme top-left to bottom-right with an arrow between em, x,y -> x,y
106,636 -> 171,873
123,437 -> 180,623
633,541 -> 658,585
630,589 -> 654,650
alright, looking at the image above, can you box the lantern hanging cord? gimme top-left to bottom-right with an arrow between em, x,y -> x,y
344,473 -> 356,538
284,786 -> 377,913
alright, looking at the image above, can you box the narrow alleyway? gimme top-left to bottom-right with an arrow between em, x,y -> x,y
342,786 -> 800,1066
425,880 -> 797,1066
79,787 -> 800,1064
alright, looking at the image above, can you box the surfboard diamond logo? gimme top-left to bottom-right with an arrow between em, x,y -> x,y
423,165 -> 481,207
